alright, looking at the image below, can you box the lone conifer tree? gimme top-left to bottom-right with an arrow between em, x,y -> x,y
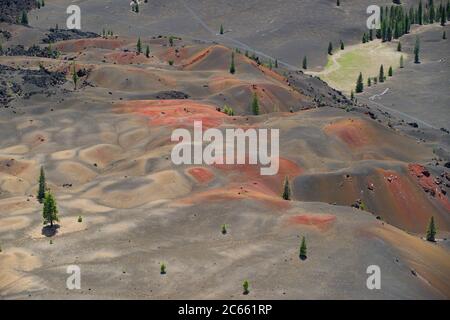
299,236 -> 307,260
379,65 -> 385,82
350,90 -> 354,100
388,66 -> 393,77
220,24 -> 224,34
221,224 -> 227,235
400,55 -> 404,68
72,63 -> 78,90
426,216 -> 437,242
229,52 -> 236,74
145,45 -> 150,58
328,42 -> 333,55
418,1 -> 423,25
137,37 -> 142,54
336,0 -> 340,6
441,7 -> 447,26
43,192 -> 59,227
302,56 -> 307,70
37,166 -> 46,203
355,72 -> 364,93
251,92 -> 259,115
368,77 -> 372,87
282,176 -> 291,200
443,31 -> 447,39
243,280 -> 250,295
340,40 -> 344,50
21,11 -> 28,25
160,263 -> 166,274
397,42 -> 402,52
414,36 -> 420,63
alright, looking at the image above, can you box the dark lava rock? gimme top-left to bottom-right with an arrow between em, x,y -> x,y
0,0 -> 36,24
0,64 -> 66,106
150,91 -> 190,100
1,45 -> 59,59
42,28 -> 99,44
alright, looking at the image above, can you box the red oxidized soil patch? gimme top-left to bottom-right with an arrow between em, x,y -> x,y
377,168 -> 448,232
187,167 -> 215,184
159,46 -> 190,63
214,157 -> 302,192
180,182 -> 292,210
324,118 -> 373,148
104,52 -> 150,65
182,46 -> 213,68
55,38 -> 125,52
182,158 -> 303,209
287,214 -> 336,231
116,100 -> 227,129
209,75 -> 246,93
408,164 -> 450,212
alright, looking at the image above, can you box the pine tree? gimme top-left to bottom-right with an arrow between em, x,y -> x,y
160,263 -> 166,274
221,224 -> 227,235
397,42 -> 402,52
243,280 -> 250,295
169,36 -> 174,47
400,55 -> 404,68
387,26 -> 393,41
379,65 -> 385,82
355,72 -> 364,93
368,77 -> 372,87
275,59 -> 278,68
414,36 -> 420,63
282,176 -> 291,200
21,11 -> 28,25
340,40 -> 344,50
418,1 -> 423,25
426,216 -> 437,241
229,52 -> 236,74
336,0 -> 340,6
299,236 -> 307,260
145,45 -> 150,58
42,192 -> 59,227
137,37 -> 142,54
220,24 -> 224,35
430,1 -> 435,23
37,166 -> 46,203
328,42 -> 333,55
135,3 -> 139,13
302,56 -> 307,70
388,66 -> 393,76
441,5 -> 447,25
350,90 -> 355,100
72,63 -> 78,90
251,92 -> 259,115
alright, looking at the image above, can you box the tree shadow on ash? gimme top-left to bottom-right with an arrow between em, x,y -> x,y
41,224 -> 60,237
